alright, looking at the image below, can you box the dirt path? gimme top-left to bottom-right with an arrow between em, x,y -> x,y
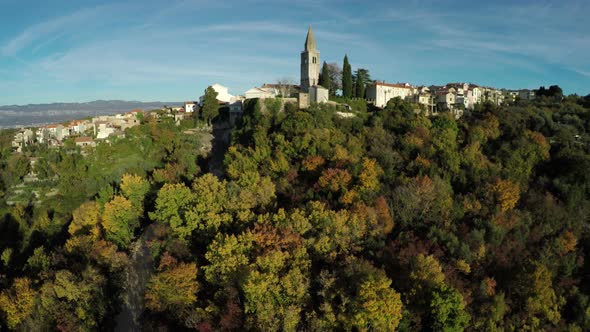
114,224 -> 156,332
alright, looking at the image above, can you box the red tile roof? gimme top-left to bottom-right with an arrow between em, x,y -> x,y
75,137 -> 94,143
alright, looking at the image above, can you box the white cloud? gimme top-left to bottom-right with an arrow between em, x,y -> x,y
0,5 -> 118,56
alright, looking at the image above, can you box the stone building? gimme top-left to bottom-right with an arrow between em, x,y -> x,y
298,26 -> 329,108
300,25 -> 320,93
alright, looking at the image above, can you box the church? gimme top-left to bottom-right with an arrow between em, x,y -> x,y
298,25 -> 329,108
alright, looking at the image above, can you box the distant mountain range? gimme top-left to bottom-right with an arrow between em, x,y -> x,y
0,100 -> 182,128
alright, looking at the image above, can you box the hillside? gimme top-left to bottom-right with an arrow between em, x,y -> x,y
0,94 -> 589,331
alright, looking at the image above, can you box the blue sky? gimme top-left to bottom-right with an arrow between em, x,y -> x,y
0,0 -> 589,105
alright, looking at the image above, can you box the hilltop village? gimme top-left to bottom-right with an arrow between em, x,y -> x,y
11,25 -> 537,153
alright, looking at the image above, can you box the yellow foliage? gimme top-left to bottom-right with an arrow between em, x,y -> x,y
456,260 -> 471,274
145,256 -> 199,312
410,254 -> 445,286
358,158 -> 383,193
0,278 -> 36,329
69,201 -> 101,237
340,189 -> 357,205
491,179 -> 520,213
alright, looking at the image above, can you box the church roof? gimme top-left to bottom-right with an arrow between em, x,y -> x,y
304,25 -> 316,51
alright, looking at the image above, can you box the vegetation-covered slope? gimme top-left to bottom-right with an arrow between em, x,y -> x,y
1,93 -> 590,331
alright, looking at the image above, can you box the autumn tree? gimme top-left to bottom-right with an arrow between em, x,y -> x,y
68,201 -> 101,237
0,278 -> 36,330
102,195 -> 139,248
145,253 -> 199,313
120,173 -> 150,214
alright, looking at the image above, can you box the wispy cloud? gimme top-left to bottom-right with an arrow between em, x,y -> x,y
1,0 -> 589,104
1,5 -> 117,56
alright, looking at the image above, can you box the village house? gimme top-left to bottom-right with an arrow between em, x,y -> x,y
436,87 -> 459,116
366,82 -> 414,108
411,86 -> 436,114
469,85 -> 483,109
69,120 -> 89,135
200,84 -> 235,105
263,83 -> 299,98
184,102 -> 196,113
75,136 -> 96,148
245,87 -> 279,99
518,89 -> 536,101
11,128 -> 34,152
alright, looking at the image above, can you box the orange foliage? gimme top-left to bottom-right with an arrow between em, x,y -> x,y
557,231 -> 577,255
526,130 -> 550,160
301,155 -> 326,171
415,154 -> 432,168
483,277 -> 497,296
374,196 -> 394,235
250,224 -> 302,252
317,168 -> 352,192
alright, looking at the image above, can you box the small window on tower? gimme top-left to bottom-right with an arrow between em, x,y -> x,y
313,57 -> 316,64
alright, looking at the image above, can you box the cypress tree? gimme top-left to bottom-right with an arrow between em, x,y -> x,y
321,62 -> 331,93
342,55 -> 353,98
355,69 -> 365,99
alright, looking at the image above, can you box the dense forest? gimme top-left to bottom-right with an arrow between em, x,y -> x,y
1,91 -> 590,331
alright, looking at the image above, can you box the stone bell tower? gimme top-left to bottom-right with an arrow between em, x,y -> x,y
300,25 -> 320,93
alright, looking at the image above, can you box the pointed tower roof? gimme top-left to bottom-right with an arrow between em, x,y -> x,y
304,25 -> 316,51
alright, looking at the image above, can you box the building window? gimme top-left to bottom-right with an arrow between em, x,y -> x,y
312,57 -> 316,64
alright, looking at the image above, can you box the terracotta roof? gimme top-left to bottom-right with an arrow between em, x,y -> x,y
75,137 -> 94,143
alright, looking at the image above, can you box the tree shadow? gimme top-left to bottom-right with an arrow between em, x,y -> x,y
208,115 -> 233,179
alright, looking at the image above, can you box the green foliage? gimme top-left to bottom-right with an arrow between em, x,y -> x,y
342,55 -> 353,98
202,85 -> 220,124
102,195 -> 139,248
429,285 -> 470,332
320,61 -> 331,92
1,92 -> 590,330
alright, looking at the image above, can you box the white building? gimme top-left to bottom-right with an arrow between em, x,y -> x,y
518,89 -> 536,101
12,129 -> 34,152
185,101 -> 196,113
468,85 -> 483,109
245,87 -> 278,100
366,82 -> 415,108
200,84 -> 235,104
